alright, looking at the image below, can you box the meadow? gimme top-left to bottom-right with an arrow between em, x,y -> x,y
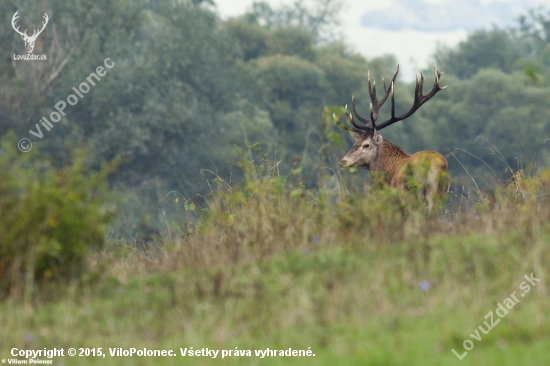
1,137 -> 549,366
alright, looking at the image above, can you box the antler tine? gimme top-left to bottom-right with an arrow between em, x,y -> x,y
390,81 -> 396,120
11,11 -> 28,37
375,64 -> 446,131
346,112 -> 368,130
368,103 -> 374,127
433,63 -> 447,90
351,94 -> 371,125
415,70 -> 425,102
333,113 -> 368,133
41,13 -> 49,28
11,11 -> 19,26
368,65 -> 399,129
33,13 -> 49,37
338,64 -> 406,134
378,64 -> 399,106
368,76 -> 380,122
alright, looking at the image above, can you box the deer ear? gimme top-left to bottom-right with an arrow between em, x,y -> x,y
349,130 -> 362,141
373,129 -> 383,144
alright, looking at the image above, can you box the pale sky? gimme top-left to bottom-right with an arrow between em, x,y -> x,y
215,0 -> 548,80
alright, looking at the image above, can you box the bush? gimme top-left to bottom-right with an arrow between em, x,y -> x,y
0,133 -> 117,296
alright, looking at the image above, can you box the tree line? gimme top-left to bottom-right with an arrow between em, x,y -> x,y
1,1 -> 549,236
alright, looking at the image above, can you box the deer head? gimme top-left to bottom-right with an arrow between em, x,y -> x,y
334,64 -> 446,169
12,11 -> 49,54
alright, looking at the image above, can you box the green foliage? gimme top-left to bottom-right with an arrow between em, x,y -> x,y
226,16 -> 269,61
265,26 -> 316,60
436,8 -> 550,84
249,0 -> 343,40
253,55 -> 326,108
436,29 -> 520,79
0,133 -> 117,296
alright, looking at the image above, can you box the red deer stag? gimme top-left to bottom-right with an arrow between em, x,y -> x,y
333,65 -> 450,211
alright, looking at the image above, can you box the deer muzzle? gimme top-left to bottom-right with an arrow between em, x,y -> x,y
339,157 -> 352,168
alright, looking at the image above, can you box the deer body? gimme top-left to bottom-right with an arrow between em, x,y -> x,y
340,136 -> 449,210
334,64 -> 449,211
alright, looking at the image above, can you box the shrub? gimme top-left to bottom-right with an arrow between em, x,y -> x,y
0,133 -> 117,296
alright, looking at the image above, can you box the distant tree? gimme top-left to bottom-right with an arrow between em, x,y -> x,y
252,54 -> 326,152
249,0 -> 343,41
0,0 -> 275,236
515,7 -> 550,54
225,16 -> 269,61
435,29 -> 520,79
436,7 -> 550,83
266,26 -> 316,60
511,7 -> 550,82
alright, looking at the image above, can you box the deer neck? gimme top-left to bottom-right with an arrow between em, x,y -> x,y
370,139 -> 410,182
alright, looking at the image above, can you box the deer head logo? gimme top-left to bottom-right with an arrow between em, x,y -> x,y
11,11 -> 49,54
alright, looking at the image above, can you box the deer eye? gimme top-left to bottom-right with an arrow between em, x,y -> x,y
362,143 -> 370,149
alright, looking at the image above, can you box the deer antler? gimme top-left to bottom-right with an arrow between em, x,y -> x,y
11,11 -> 48,40
375,64 -> 446,130
334,65 -> 446,134
11,11 -> 28,38
31,13 -> 49,39
333,65 -> 400,134
352,65 -> 400,130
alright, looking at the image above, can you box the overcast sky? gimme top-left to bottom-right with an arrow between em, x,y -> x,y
215,0 -> 547,80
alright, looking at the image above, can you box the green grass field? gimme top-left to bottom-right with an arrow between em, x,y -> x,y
1,238 -> 548,365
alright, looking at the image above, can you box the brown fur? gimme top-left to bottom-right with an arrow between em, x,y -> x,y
340,132 -> 450,211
